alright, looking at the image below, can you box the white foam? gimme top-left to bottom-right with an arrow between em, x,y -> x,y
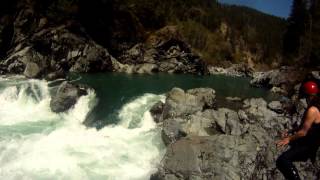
0,77 -> 165,180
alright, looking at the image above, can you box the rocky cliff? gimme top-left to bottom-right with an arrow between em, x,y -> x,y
0,0 -> 287,79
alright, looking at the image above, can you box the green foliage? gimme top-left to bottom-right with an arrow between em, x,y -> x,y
0,0 -> 287,66
122,0 -> 286,65
283,0 -> 309,56
283,0 -> 320,66
310,0 -> 320,65
162,2 -> 286,65
177,20 -> 232,64
217,5 -> 285,64
46,0 -> 80,21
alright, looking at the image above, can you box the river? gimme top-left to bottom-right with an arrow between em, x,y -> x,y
0,73 -> 276,180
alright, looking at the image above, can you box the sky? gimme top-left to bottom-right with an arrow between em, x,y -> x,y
218,0 -> 293,18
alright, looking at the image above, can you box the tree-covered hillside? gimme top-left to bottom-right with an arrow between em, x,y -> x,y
0,0 -> 287,69
283,0 -> 320,66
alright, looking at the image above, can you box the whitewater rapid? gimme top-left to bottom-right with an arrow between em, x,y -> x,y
0,76 -> 165,180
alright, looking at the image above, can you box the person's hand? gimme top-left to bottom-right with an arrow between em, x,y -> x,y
281,130 -> 289,138
276,137 -> 290,147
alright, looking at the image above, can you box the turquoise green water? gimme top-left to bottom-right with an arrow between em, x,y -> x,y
0,73 -> 276,180
0,76 -> 165,180
69,73 -> 276,128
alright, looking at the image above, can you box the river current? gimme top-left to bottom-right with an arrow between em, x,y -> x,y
0,73 -> 275,180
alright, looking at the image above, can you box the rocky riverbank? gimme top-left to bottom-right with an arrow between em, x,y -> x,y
0,21 -> 207,78
149,87 -> 319,180
0,0 -> 208,78
0,0 -> 316,92
209,64 -> 320,98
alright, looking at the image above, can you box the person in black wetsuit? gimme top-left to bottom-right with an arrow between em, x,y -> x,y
276,81 -> 320,180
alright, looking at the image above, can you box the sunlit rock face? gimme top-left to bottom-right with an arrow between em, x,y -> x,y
151,87 -> 319,180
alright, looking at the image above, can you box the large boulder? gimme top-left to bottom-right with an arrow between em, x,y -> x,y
50,81 -> 88,113
24,62 -> 41,78
152,88 -> 216,145
164,88 -> 216,119
151,87 -> 318,180
152,135 -> 271,180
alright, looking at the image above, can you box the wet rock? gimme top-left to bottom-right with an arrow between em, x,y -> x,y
24,62 -> 41,78
50,81 -> 88,113
150,101 -> 164,123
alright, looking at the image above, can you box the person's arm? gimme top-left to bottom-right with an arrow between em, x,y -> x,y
287,122 -> 300,135
277,106 -> 318,147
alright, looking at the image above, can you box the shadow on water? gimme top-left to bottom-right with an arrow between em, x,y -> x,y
68,72 -> 279,129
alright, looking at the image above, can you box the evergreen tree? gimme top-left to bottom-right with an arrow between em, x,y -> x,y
310,0 -> 320,65
283,0 -> 309,56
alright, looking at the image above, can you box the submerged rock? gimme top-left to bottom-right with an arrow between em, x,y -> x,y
50,81 -> 88,113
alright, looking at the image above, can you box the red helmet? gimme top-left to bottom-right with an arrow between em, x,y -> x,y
303,81 -> 319,95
